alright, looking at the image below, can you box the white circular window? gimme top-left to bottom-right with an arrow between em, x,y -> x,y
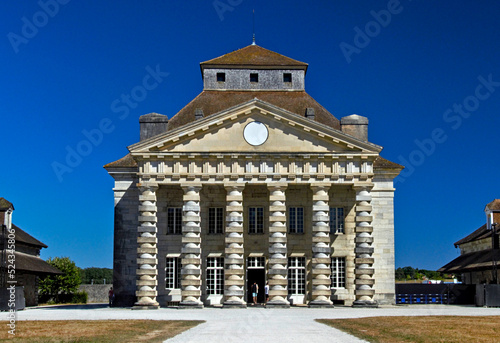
243,121 -> 268,146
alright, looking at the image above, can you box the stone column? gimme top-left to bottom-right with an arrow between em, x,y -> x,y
267,184 -> 290,308
309,184 -> 334,307
223,184 -> 246,308
353,184 -> 377,307
179,184 -> 203,308
134,183 -> 159,309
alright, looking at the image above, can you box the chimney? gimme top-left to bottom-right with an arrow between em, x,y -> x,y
305,108 -> 315,121
139,113 -> 169,141
341,114 -> 369,142
0,197 -> 14,231
195,108 -> 204,120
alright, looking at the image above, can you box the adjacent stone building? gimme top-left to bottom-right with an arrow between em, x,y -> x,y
0,198 -> 62,308
105,44 -> 403,308
439,199 -> 500,284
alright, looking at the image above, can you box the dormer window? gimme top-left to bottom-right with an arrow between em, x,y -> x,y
217,72 -> 226,82
283,73 -> 292,83
250,73 -> 259,83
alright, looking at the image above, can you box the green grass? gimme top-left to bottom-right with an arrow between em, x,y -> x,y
0,320 -> 203,343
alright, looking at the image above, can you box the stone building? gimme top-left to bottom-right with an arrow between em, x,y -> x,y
105,44 -> 403,308
439,199 -> 500,284
0,197 -> 62,308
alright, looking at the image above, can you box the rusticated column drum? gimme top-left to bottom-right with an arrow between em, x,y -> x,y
180,185 -> 203,308
135,184 -> 159,309
309,184 -> 334,307
353,185 -> 377,307
223,184 -> 246,307
267,184 -> 289,307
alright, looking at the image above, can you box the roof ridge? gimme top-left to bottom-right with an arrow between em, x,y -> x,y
200,44 -> 308,68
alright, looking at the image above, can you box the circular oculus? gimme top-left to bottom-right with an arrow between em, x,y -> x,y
243,121 -> 268,146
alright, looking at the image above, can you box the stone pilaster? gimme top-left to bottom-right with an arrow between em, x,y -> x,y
179,184 -> 203,308
267,184 -> 290,308
134,183 -> 159,309
223,184 -> 246,308
353,184 -> 377,308
309,184 -> 334,307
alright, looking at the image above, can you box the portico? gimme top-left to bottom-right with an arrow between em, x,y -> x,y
105,44 -> 402,308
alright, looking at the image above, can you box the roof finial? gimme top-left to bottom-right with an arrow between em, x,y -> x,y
252,9 -> 256,45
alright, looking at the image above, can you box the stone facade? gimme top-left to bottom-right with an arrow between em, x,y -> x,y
106,44 -> 402,308
439,199 -> 500,285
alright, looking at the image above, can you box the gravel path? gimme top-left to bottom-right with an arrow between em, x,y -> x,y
12,304 -> 500,343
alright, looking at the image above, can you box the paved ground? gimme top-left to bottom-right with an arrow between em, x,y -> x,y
12,304 -> 500,343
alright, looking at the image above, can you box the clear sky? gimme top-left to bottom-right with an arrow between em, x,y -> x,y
1,1 -> 499,270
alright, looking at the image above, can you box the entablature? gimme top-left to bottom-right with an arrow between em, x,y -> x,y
133,152 -> 376,184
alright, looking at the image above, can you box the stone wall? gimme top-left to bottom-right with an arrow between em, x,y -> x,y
79,284 -> 110,303
203,69 -> 305,90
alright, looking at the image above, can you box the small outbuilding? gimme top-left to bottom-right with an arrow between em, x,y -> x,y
0,197 -> 62,308
439,199 -> 500,284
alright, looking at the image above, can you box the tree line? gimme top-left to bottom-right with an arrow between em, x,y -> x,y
395,266 -> 454,281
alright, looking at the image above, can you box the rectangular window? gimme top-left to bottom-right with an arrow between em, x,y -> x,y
207,257 -> 224,295
209,207 -> 224,234
289,207 -> 304,234
167,207 -> 183,234
283,73 -> 292,83
247,257 -> 265,268
248,207 -> 264,234
288,257 -> 306,295
331,257 -> 346,288
330,207 -> 345,234
250,73 -> 259,83
165,257 -> 181,289
217,72 -> 225,82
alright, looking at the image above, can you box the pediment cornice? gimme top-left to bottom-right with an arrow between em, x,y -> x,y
128,99 -> 382,155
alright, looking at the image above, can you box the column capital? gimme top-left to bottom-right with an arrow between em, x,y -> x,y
353,183 -> 374,191
180,183 -> 202,192
267,182 -> 288,190
136,182 -> 158,192
224,183 -> 246,192
310,183 -> 332,191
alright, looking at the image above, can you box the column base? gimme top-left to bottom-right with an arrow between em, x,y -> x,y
178,301 -> 204,309
223,301 -> 247,309
352,300 -> 378,308
265,300 -> 290,309
308,300 -> 334,308
132,304 -> 159,310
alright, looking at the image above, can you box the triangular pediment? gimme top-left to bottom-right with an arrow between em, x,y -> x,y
128,99 -> 382,156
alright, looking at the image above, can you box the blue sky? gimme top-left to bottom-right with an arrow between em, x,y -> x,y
1,1 -> 499,270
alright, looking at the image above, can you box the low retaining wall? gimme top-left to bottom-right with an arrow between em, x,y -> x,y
79,284 -> 111,303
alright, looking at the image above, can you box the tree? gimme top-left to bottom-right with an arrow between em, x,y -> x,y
39,257 -> 81,303
79,267 -> 113,284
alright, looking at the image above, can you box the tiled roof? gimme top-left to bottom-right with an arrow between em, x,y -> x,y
454,224 -> 491,247
104,153 -> 138,169
486,199 -> 500,211
373,156 -> 404,171
0,197 -> 13,211
12,224 -> 48,248
0,251 -> 62,274
167,90 -> 340,131
200,45 -> 308,69
438,249 -> 500,273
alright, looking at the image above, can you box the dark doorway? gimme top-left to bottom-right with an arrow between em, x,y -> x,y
247,269 -> 265,304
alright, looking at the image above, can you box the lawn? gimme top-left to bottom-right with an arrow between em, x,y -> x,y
0,320 -> 203,343
317,316 -> 500,343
